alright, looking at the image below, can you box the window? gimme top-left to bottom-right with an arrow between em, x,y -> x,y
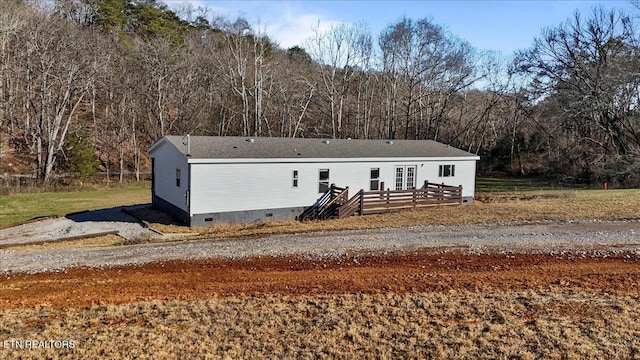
406,166 -> 416,189
176,169 -> 181,187
395,167 -> 404,190
395,166 -> 417,190
439,164 -> 455,177
318,169 -> 330,193
370,168 -> 380,190
292,170 -> 299,188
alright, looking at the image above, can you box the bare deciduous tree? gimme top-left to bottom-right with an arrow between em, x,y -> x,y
516,7 -> 640,156
307,22 -> 372,138
9,12 -> 95,181
379,17 -> 483,141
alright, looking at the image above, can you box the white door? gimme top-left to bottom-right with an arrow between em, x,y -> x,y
394,166 -> 417,190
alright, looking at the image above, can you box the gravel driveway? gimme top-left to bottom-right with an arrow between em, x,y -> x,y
0,205 -> 158,247
1,220 -> 639,274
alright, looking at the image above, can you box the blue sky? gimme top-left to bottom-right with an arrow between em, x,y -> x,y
164,1 -> 636,55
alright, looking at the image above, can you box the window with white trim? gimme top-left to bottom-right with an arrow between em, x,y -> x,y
406,166 -> 416,189
370,168 -> 380,190
176,169 -> 181,187
318,169 -> 330,193
439,164 -> 455,177
292,170 -> 299,188
395,167 -> 404,190
394,166 -> 417,190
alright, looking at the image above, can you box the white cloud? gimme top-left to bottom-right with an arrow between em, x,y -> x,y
262,6 -> 344,49
164,0 -> 345,49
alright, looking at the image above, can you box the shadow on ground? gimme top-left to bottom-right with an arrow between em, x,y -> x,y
66,205 -> 150,224
121,205 -> 183,227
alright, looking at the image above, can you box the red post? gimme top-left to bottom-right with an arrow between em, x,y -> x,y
603,182 -> 608,190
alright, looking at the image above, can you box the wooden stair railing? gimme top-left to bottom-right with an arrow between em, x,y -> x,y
316,186 -> 349,220
298,184 -> 349,221
297,188 -> 331,221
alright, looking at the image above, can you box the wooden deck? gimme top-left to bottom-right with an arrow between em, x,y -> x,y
300,181 -> 463,221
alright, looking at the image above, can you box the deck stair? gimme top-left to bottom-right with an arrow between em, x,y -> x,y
297,184 -> 350,221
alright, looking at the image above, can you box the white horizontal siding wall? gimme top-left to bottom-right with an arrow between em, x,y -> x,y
406,159 -> 476,198
190,162 -> 353,214
366,160 -> 475,197
152,142 -> 189,212
189,158 -> 477,215
450,160 -> 477,198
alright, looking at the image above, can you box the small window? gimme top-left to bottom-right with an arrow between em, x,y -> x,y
292,170 -> 299,188
176,169 -> 181,187
370,168 -> 380,191
318,169 -> 330,193
439,164 -> 455,177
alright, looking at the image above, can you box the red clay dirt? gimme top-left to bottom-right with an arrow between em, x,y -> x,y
1,252 -> 639,310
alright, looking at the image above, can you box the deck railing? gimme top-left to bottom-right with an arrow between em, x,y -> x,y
300,181 -> 462,221
337,181 -> 462,218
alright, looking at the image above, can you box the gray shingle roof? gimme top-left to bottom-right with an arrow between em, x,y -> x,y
160,136 -> 478,159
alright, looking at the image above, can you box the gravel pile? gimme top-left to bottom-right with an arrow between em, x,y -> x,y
1,220 -> 639,274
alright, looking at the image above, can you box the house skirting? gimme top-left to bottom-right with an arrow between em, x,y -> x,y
190,206 -> 306,227
462,196 -> 473,204
152,194 -> 189,225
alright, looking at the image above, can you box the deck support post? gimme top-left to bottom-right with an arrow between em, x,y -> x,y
412,189 -> 417,209
385,188 -> 390,212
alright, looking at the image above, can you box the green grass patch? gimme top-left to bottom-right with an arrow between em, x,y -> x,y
0,184 -> 151,228
476,177 -> 562,192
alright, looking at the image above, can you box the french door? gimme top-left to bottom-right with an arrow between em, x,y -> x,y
394,166 -> 417,190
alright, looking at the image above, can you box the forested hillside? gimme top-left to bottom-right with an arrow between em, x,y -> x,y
1,0 -> 639,187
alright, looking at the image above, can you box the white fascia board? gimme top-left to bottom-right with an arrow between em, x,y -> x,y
187,156 -> 480,164
148,137 -> 170,154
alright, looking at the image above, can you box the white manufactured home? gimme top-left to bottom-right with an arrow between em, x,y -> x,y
148,136 -> 480,227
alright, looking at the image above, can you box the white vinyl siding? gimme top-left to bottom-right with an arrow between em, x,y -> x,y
186,159 -> 477,215
151,141 -> 189,212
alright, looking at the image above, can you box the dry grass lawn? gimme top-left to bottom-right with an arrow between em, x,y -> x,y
4,189 -> 637,252
139,189 -> 640,240
2,187 -> 639,359
1,290 -> 638,359
2,234 -> 124,251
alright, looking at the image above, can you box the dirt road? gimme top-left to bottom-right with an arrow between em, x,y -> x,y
0,220 -> 638,310
1,220 -> 639,274
1,252 -> 638,310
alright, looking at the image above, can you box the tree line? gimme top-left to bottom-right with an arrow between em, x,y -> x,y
1,0 -> 639,187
